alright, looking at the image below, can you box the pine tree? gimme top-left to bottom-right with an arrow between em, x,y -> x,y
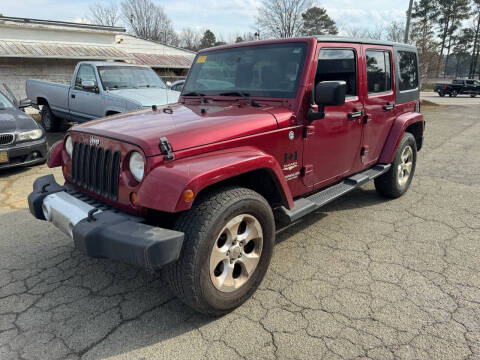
200,30 -> 216,49
436,0 -> 470,76
411,0 -> 440,77
301,6 -> 338,36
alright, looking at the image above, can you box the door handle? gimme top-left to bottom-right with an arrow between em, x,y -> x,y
348,109 -> 364,119
71,94 -> 76,99
383,103 -> 395,111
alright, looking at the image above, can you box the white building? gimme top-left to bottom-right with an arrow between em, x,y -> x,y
0,16 -> 195,100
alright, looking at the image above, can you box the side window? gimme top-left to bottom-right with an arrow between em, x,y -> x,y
316,49 -> 357,97
75,65 -> 97,90
366,50 -> 392,94
398,51 -> 418,91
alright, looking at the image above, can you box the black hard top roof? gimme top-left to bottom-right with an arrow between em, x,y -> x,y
316,35 -> 417,51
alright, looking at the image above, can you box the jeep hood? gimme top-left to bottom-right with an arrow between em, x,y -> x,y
72,103 -> 292,156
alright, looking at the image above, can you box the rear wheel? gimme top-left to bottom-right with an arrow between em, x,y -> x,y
375,132 -> 417,198
40,103 -> 59,132
471,94 -> 477,98
165,186 -> 275,316
439,92 -> 445,97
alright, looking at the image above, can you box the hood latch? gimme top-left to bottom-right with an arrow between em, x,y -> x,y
159,137 -> 174,161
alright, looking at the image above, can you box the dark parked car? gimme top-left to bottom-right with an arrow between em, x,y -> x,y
434,79 -> 480,97
0,88 -> 47,170
169,80 -> 185,92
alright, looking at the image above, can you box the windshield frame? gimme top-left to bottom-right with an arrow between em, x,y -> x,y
0,91 -> 15,109
182,41 -> 310,100
97,66 -> 166,91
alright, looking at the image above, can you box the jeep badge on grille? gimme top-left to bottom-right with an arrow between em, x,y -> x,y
89,137 -> 100,146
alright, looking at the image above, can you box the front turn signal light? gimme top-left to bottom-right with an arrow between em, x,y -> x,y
182,189 -> 194,202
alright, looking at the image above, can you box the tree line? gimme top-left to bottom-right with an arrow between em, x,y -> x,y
89,0 -> 480,78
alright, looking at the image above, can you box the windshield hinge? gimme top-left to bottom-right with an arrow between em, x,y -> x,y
159,137 -> 174,161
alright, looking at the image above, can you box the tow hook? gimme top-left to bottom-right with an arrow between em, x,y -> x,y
159,137 -> 175,161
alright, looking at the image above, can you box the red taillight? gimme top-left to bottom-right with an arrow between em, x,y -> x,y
444,84 -> 447,89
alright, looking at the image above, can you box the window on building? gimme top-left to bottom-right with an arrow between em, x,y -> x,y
75,65 -> 97,90
316,49 -> 357,97
366,50 -> 392,94
398,51 -> 418,91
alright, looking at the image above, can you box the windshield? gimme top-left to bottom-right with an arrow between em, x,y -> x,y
98,66 -> 166,90
183,42 -> 308,98
0,92 -> 14,109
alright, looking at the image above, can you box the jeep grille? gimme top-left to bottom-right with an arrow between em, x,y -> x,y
71,141 -> 121,201
0,133 -> 14,146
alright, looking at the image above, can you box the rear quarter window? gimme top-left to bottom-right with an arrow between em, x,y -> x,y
398,51 -> 418,91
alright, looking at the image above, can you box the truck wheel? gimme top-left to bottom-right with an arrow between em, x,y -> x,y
165,186 -> 275,316
452,90 -> 458,97
439,92 -> 445,97
374,132 -> 417,199
471,94 -> 477,98
40,104 -> 59,132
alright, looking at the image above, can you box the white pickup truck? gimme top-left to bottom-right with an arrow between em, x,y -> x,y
27,61 -> 181,131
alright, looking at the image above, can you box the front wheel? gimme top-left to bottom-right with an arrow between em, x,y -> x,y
375,132 -> 417,198
40,103 -> 59,132
165,186 -> 275,316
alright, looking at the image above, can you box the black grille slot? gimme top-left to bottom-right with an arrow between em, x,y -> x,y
0,133 -> 14,146
72,142 -> 121,201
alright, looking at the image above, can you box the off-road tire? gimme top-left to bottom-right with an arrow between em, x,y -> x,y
40,103 -> 59,132
164,186 -> 275,316
374,132 -> 417,198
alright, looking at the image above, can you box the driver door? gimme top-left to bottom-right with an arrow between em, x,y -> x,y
302,45 -> 364,188
69,65 -> 104,122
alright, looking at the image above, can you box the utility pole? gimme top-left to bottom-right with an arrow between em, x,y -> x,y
404,0 -> 414,43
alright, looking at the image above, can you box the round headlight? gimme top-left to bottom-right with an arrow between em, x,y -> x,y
129,151 -> 145,182
65,136 -> 73,157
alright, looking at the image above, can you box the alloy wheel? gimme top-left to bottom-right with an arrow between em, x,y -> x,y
209,214 -> 263,293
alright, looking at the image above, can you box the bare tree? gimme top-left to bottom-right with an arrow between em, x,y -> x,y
387,21 -> 406,43
257,0 -> 311,38
121,0 -> 178,46
88,2 -> 120,27
179,28 -> 202,51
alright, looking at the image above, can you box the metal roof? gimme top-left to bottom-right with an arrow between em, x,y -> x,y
0,15 -> 126,33
131,53 -> 195,69
0,40 -> 133,60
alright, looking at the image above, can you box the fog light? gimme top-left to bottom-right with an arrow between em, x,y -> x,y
182,189 -> 194,202
130,192 -> 137,205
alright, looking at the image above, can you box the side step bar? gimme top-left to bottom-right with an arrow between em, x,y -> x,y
276,164 -> 391,224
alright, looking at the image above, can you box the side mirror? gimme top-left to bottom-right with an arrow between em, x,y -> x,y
81,80 -> 96,91
315,81 -> 346,106
308,81 -> 346,121
166,81 -> 172,88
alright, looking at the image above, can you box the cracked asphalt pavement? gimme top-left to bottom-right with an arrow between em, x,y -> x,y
1,100 -> 480,359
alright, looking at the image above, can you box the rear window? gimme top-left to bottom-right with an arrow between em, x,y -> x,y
366,50 -> 392,94
398,51 -> 418,91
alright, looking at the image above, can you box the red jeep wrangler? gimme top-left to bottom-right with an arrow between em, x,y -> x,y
29,36 -> 424,315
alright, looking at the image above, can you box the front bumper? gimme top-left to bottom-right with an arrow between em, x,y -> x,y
0,138 -> 47,170
28,175 -> 184,271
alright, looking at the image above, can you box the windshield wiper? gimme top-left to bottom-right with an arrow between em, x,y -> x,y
218,92 -> 260,107
183,91 -> 207,104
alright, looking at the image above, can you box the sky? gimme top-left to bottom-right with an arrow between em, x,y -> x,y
0,0 -> 412,40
